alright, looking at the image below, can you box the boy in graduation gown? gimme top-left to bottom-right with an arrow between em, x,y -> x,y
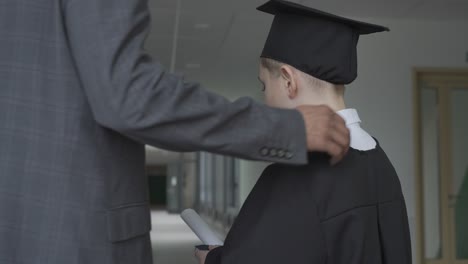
195,0 -> 412,263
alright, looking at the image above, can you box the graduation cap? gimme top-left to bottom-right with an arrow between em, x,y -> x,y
257,0 -> 389,85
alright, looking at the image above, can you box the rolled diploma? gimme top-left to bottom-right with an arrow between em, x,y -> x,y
181,209 -> 224,245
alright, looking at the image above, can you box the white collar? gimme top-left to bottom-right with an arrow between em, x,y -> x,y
337,108 -> 361,126
336,109 -> 377,151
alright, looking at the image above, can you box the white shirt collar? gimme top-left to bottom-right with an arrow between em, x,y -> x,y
336,109 -> 377,151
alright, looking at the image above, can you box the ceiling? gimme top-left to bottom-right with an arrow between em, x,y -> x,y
145,0 -> 468,77
144,0 -> 468,165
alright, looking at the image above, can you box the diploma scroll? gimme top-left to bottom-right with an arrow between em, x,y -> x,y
180,209 -> 224,245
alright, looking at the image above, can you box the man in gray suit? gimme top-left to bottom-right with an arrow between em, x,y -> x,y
0,0 -> 350,263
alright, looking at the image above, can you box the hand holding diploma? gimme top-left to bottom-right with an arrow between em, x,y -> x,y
181,209 -> 224,264
194,245 -> 220,264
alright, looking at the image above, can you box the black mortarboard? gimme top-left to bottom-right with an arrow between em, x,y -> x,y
257,0 -> 389,85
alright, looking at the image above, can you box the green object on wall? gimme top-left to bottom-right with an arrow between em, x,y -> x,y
455,167 -> 468,259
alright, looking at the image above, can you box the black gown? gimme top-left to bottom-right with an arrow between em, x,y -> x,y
206,141 -> 412,264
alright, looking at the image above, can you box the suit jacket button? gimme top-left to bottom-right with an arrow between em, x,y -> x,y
260,147 -> 269,156
269,148 -> 277,157
277,149 -> 286,158
285,151 -> 294,159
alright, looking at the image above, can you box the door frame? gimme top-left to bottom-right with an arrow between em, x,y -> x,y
414,68 -> 468,264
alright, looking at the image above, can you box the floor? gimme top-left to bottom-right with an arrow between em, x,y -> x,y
150,210 -> 201,264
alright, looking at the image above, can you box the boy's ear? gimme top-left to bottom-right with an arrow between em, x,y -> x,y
280,66 -> 298,99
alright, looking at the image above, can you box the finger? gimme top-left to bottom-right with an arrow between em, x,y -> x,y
317,104 -> 333,116
332,114 -> 349,139
330,127 -> 349,151
335,119 -> 349,140
331,115 -> 350,149
329,138 -> 348,165
194,249 -> 204,260
329,147 -> 346,165
326,141 -> 342,160
332,138 -> 351,165
330,154 -> 342,165
333,111 -> 346,125
331,132 -> 349,159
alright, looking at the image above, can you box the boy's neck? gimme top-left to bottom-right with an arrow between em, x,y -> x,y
294,85 -> 346,112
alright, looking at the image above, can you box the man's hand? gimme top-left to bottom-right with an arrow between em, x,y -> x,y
194,246 -> 220,264
297,105 -> 350,165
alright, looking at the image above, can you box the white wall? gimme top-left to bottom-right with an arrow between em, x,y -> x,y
350,19 -> 468,262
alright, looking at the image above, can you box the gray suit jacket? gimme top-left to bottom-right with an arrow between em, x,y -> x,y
0,0 -> 307,263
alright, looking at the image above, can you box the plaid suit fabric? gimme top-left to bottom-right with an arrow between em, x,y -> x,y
0,0 -> 308,263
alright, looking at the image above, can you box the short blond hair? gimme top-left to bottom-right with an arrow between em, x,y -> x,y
259,57 -> 339,91
260,57 -> 284,77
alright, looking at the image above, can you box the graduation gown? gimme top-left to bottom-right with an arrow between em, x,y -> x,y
206,143 -> 412,264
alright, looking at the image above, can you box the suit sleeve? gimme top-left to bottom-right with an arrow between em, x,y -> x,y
62,0 -> 307,164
